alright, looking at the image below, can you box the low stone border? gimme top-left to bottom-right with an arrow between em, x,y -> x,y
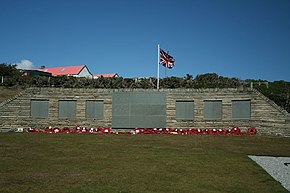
248,155 -> 290,192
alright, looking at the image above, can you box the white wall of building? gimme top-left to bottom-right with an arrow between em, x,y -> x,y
75,66 -> 93,78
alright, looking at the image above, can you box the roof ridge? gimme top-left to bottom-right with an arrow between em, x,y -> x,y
40,65 -> 85,69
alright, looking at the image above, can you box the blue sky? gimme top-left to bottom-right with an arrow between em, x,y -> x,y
1,0 -> 290,81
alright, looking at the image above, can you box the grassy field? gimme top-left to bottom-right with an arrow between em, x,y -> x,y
0,86 -> 23,103
0,134 -> 289,193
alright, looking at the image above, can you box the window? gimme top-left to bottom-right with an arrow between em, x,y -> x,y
175,100 -> 194,120
204,100 -> 222,120
86,100 -> 104,119
31,99 -> 49,118
58,100 -> 76,118
232,100 -> 251,119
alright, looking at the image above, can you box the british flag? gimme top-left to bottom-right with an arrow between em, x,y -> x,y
159,48 -> 175,69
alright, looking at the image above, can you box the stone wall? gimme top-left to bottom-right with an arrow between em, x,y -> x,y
166,88 -> 289,136
0,88 -> 113,129
0,87 -> 289,136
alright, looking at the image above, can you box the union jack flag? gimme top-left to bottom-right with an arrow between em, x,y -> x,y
159,48 -> 175,69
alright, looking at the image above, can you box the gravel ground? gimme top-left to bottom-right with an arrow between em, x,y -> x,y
248,155 -> 290,192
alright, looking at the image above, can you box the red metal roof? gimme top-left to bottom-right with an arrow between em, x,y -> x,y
39,65 -> 86,76
94,73 -> 118,78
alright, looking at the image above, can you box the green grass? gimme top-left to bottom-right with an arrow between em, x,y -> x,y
0,134 -> 289,193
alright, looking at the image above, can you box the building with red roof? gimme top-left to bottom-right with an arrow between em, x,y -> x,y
93,73 -> 119,79
39,65 -> 93,78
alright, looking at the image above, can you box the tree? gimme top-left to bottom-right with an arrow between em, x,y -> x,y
0,63 -> 22,77
0,63 -> 23,86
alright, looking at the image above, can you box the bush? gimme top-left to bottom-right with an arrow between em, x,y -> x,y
1,62 -> 289,112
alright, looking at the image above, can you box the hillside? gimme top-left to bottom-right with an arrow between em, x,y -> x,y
0,87 -> 23,103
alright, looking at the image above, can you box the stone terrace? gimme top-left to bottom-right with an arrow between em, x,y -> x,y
0,87 -> 289,136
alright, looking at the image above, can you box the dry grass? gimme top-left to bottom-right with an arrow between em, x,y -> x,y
0,86 -> 23,103
0,134 -> 289,193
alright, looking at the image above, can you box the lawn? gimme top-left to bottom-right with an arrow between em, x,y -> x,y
0,134 -> 289,193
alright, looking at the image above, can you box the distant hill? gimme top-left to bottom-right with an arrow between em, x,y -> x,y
1,63 -> 289,112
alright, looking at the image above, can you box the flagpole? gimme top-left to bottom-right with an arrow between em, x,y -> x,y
165,66 -> 167,78
157,44 -> 160,90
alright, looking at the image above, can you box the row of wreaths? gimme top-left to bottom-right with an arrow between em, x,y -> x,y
26,127 -> 257,135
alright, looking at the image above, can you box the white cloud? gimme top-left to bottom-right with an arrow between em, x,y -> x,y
15,60 -> 36,70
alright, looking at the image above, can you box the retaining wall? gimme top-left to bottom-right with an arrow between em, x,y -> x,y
0,87 -> 289,136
